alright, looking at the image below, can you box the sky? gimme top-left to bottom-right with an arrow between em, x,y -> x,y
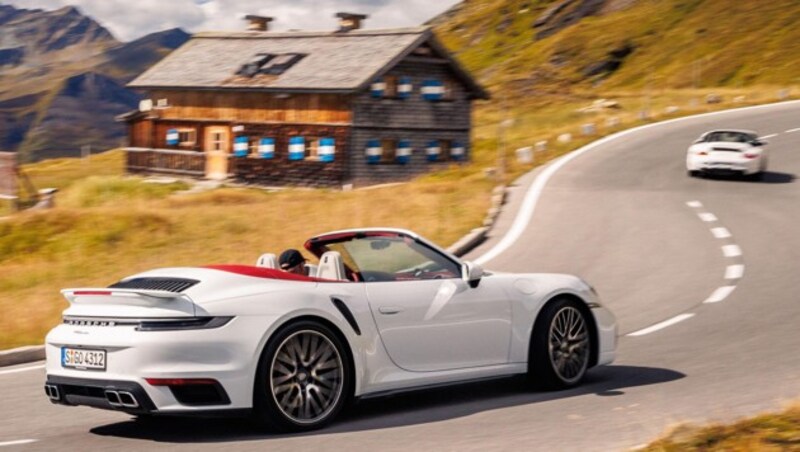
4,0 -> 463,41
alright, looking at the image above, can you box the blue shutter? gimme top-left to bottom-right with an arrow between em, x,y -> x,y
233,136 -> 249,157
319,138 -> 335,163
365,139 -> 381,164
288,136 -> 305,161
371,79 -> 385,98
166,128 -> 179,146
426,140 -> 441,162
421,79 -> 444,101
450,141 -> 466,161
258,138 -> 275,159
396,140 -> 412,164
398,77 -> 413,99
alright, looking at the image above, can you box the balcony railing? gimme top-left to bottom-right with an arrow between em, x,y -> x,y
125,148 -> 206,177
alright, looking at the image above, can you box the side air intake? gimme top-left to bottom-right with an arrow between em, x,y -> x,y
109,277 -> 199,293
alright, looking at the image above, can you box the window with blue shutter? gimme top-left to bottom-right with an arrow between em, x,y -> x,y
166,128 -> 179,146
318,138 -> 335,163
396,140 -> 412,164
289,136 -> 305,161
450,141 -> 466,161
233,136 -> 249,157
421,79 -> 444,101
366,139 -> 381,164
398,77 -> 413,99
371,80 -> 385,98
258,137 -> 275,159
426,140 -> 441,162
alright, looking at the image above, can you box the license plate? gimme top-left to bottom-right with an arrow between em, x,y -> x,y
61,347 -> 106,371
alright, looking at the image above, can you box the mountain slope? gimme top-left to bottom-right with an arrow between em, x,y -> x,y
0,4 -> 189,162
433,0 -> 800,92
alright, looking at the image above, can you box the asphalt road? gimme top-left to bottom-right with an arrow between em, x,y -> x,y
3,101 -> 800,451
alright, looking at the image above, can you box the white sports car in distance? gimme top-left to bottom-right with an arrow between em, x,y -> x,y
45,228 -> 617,432
687,129 -> 769,180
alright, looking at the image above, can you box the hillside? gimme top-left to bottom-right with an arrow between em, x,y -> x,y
432,0 -> 800,93
0,4 -> 189,162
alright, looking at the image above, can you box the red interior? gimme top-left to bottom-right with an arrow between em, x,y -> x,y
204,265 -> 343,283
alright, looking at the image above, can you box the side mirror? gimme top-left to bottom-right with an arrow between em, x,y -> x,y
752,140 -> 766,147
463,261 -> 484,288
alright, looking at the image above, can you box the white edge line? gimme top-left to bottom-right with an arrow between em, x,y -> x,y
0,364 -> 45,376
686,200 -> 703,208
759,133 -> 778,139
722,244 -> 742,257
785,127 -> 800,133
473,99 -> 800,266
627,313 -> 695,337
725,264 -> 745,279
0,440 -> 38,447
705,285 -> 737,303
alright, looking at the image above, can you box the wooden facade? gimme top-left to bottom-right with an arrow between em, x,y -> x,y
123,27 -> 488,187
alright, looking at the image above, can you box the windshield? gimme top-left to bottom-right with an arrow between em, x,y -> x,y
320,234 -> 462,282
704,131 -> 757,143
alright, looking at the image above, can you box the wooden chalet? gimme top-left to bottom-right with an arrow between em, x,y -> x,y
121,13 -> 489,187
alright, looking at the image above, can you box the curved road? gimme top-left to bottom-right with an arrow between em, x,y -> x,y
3,102 -> 800,450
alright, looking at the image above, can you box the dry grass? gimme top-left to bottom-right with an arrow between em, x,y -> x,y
645,405 -> 800,451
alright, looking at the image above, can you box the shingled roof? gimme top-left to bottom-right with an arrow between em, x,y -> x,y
128,27 -> 488,99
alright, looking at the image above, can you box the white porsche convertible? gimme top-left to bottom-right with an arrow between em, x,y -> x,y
687,129 -> 769,179
45,228 -> 617,431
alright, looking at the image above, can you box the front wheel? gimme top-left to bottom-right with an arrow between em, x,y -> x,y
253,320 -> 351,432
528,298 -> 592,390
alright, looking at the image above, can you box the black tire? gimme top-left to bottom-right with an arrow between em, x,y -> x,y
688,170 -> 700,178
253,320 -> 352,432
749,171 -> 764,181
528,298 -> 592,390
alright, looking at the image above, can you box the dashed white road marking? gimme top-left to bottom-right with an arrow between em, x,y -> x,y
705,286 -> 737,303
722,244 -> 742,257
725,264 -> 745,279
686,200 -> 703,208
0,364 -> 44,376
759,133 -> 778,139
785,127 -> 800,133
0,440 -> 38,448
710,227 -> 732,239
698,212 -> 718,222
627,314 -> 695,337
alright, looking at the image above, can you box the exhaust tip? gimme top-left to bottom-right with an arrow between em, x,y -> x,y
104,390 -> 122,407
44,384 -> 60,401
118,391 -> 139,408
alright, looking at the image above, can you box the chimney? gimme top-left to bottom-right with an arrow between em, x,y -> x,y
244,15 -> 273,32
335,12 -> 367,32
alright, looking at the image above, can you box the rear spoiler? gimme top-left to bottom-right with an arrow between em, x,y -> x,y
61,288 -> 199,317
62,288 -> 190,303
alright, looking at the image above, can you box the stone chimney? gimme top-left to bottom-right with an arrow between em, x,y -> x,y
245,15 -> 273,32
335,12 -> 367,32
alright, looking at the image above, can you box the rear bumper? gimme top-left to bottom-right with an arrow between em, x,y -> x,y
45,375 -> 249,417
45,375 -> 156,414
687,156 -> 761,175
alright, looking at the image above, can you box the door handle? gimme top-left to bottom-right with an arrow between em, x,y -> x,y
379,306 -> 403,315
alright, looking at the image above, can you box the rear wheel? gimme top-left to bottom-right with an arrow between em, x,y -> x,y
528,298 -> 592,390
253,320 -> 351,432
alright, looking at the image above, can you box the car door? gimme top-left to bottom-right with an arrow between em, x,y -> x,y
366,277 -> 511,372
